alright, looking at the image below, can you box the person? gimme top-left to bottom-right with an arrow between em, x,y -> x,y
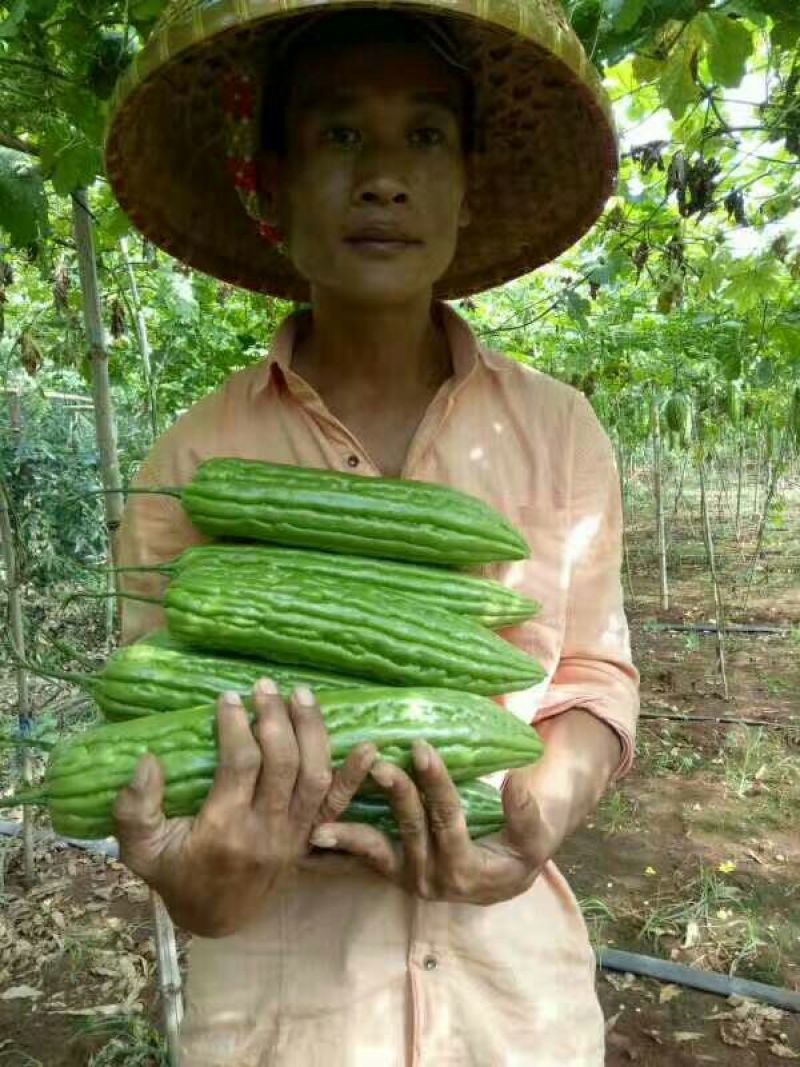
105,1 -> 640,1063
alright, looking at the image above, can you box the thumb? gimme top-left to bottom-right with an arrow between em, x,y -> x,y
112,753 -> 168,878
501,774 -> 547,867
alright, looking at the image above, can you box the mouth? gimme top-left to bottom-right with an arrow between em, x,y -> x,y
344,235 -> 422,255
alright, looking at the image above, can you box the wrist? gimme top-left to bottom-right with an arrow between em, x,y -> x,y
512,709 -> 621,849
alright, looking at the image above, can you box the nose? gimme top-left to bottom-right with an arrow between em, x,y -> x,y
356,180 -> 409,206
352,149 -> 410,206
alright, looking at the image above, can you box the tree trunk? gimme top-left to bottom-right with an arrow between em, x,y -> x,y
119,235 -> 158,441
699,463 -> 729,700
651,396 -> 669,611
71,189 -> 125,643
0,478 -> 34,887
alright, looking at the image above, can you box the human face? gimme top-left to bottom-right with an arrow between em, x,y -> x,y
259,40 -> 472,306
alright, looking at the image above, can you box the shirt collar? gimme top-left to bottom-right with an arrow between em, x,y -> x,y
253,300 -> 484,396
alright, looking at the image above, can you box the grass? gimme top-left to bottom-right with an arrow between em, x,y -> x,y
579,896 -> 617,949
721,726 -> 800,800
597,789 -> 639,834
636,724 -> 706,777
74,1015 -> 167,1067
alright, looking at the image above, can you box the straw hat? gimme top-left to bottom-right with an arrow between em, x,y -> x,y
104,0 -> 618,300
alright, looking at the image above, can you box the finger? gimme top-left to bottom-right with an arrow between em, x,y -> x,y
309,821 -> 401,883
112,753 -> 167,878
205,691 -> 263,811
371,760 -> 430,895
501,773 -> 546,866
251,678 -> 299,816
288,686 -> 333,825
411,740 -> 472,863
315,741 -> 378,826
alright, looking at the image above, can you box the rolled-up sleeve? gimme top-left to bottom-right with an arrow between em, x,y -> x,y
533,393 -> 640,779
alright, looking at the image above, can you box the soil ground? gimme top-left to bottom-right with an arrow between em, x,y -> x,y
1,474 -> 799,1065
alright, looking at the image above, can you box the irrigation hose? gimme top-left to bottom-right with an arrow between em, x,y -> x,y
597,947 -> 800,1013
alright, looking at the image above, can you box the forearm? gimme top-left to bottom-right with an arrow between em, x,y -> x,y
510,708 -> 622,853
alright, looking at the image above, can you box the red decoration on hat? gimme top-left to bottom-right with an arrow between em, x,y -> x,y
222,73 -> 255,120
258,220 -> 282,246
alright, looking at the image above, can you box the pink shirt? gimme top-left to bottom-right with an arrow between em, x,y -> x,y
117,301 -> 639,1066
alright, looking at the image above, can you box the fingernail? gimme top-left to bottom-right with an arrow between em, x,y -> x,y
294,685 -> 315,707
132,756 -> 151,789
255,678 -> 279,697
370,761 -> 394,788
311,827 -> 337,848
413,740 -> 431,772
222,690 -> 242,707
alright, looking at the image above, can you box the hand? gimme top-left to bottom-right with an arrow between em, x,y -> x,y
309,740 -> 554,906
112,680 -> 377,937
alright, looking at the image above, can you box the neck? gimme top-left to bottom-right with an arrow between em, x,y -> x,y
292,287 -> 452,395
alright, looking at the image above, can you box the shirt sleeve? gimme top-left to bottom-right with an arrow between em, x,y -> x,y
533,392 -> 640,779
115,417 -> 209,646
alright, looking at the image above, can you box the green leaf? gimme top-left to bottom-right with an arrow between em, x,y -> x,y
770,17 -> 800,50
659,43 -> 698,119
131,0 -> 166,18
632,53 -> 662,83
56,87 -> 108,145
27,0 -> 58,17
0,0 -> 27,38
0,147 -> 48,246
565,290 -> 592,324
697,12 -> 754,88
39,131 -> 103,196
606,0 -> 644,33
100,205 -> 133,241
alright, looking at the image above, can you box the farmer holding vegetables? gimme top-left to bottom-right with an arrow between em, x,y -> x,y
104,0 -> 640,1062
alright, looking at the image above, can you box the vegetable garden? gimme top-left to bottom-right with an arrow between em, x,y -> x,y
1,1 -> 799,1064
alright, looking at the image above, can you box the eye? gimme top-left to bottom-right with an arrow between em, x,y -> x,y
324,126 -> 361,148
410,127 -> 447,148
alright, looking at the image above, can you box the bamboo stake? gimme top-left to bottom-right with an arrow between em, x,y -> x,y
616,440 -> 636,605
151,889 -> 184,1067
651,394 -> 669,611
119,236 -> 158,441
743,425 -> 791,611
699,462 -> 729,700
0,480 -> 34,887
71,188 -> 124,644
735,437 -> 744,540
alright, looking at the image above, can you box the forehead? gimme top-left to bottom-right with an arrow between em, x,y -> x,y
287,41 -> 464,114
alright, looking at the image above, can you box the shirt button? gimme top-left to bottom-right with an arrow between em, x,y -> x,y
423,955 -> 438,971
346,454 -> 359,468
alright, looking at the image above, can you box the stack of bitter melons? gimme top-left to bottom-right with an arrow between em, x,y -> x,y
19,460 -> 546,841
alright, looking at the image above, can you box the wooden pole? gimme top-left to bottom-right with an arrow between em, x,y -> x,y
735,437 -> 744,540
0,479 -> 34,887
71,189 -> 124,646
651,394 -> 669,611
699,462 -> 729,700
119,236 -> 158,441
151,890 -> 184,1066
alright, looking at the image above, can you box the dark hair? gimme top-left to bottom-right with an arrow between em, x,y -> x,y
260,10 -> 476,156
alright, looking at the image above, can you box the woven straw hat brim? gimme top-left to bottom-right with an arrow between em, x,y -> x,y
104,0 -> 618,300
